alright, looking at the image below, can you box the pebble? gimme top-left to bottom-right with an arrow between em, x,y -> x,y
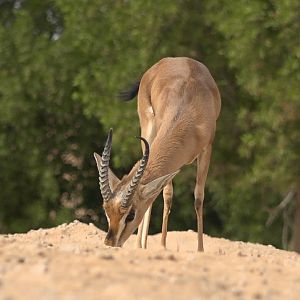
152,254 -> 163,260
254,292 -> 262,299
216,281 -> 227,290
17,257 -> 25,264
233,289 -> 243,297
100,254 -> 114,260
237,251 -> 247,257
167,254 -> 177,261
218,248 -> 225,255
37,251 -> 46,257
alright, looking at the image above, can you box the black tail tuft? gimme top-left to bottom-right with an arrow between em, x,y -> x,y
118,80 -> 140,101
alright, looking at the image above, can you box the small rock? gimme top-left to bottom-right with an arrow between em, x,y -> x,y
218,248 -> 225,255
237,251 -> 247,257
100,254 -> 114,260
167,254 -> 177,261
233,290 -> 243,297
262,278 -> 268,284
216,281 -> 227,290
37,251 -> 46,257
153,254 -> 163,260
17,257 -> 25,264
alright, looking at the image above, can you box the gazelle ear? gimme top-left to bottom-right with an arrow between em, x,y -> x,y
94,152 -> 120,190
139,171 -> 179,199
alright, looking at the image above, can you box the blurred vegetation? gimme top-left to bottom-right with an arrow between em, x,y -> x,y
0,0 -> 299,251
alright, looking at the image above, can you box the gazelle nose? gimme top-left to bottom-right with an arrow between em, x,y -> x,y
104,238 -> 114,246
104,230 -> 117,247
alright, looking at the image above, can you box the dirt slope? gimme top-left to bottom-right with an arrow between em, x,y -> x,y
0,220 -> 299,300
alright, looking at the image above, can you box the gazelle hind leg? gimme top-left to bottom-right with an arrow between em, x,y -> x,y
194,145 -> 212,252
161,181 -> 173,248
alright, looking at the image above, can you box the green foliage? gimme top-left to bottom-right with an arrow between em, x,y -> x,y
0,0 -> 299,250
203,0 -> 300,248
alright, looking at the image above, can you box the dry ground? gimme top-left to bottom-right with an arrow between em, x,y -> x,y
0,220 -> 299,300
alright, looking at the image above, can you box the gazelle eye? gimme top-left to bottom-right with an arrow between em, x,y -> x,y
125,210 -> 135,223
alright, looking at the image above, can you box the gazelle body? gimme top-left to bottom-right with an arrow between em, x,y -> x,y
94,57 -> 221,251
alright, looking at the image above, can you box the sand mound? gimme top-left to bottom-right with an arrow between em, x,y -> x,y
0,220 -> 299,299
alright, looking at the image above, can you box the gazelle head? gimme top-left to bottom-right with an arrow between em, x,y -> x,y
94,129 -> 177,247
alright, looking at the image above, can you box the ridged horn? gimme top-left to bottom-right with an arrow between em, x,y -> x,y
99,128 -> 113,202
121,137 -> 150,208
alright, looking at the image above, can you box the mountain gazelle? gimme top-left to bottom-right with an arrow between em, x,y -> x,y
94,57 -> 221,251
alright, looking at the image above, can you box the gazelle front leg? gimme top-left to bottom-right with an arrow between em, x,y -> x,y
194,145 -> 212,252
135,204 -> 153,249
161,181 -> 173,248
141,204 -> 152,249
135,219 -> 144,248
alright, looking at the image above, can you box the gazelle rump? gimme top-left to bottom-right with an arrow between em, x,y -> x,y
94,57 -> 221,251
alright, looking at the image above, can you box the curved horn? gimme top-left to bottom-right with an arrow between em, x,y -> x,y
121,137 -> 150,209
99,128 -> 113,202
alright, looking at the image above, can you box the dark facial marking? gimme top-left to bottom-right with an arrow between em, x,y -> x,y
125,209 -> 135,223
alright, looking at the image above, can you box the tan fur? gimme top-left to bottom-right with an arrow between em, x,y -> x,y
98,57 -> 221,251
138,57 -> 220,183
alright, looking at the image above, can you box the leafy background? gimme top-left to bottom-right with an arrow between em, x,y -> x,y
0,0 -> 299,252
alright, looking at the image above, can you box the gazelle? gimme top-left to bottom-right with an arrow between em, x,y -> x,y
94,57 -> 221,251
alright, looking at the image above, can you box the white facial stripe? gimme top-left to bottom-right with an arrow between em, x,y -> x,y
115,213 -> 128,242
105,212 -> 111,226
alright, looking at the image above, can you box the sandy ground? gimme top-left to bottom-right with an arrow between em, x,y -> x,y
0,221 -> 299,300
